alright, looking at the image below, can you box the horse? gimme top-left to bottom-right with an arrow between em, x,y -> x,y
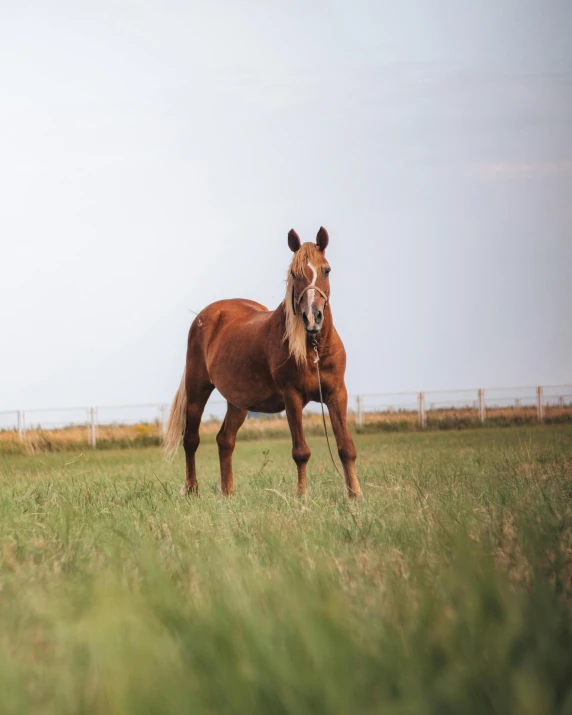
164,227 -> 362,498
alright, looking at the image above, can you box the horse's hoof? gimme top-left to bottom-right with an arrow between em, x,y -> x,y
180,485 -> 198,497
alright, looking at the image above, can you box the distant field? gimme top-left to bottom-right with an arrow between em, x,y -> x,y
1,426 -> 571,714
1,403 -> 572,454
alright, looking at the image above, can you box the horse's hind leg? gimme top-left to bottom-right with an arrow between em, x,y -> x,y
216,402 -> 247,495
182,378 -> 214,496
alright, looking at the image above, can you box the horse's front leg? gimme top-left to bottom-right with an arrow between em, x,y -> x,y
283,390 -> 311,496
326,386 -> 362,497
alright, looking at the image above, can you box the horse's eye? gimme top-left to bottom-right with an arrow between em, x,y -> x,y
291,270 -> 296,279
324,267 -> 331,277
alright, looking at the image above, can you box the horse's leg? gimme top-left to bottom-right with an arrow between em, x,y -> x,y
182,380 -> 214,496
216,402 -> 247,495
283,391 -> 311,496
325,387 -> 362,497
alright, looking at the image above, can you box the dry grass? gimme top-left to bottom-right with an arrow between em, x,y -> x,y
1,404 -> 571,455
0,415 -> 330,454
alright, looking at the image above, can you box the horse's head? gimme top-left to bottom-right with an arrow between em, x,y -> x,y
287,227 -> 330,336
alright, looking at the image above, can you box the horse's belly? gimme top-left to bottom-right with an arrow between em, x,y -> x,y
244,396 -> 285,414
202,309 -> 285,413
209,357 -> 281,412
215,379 -> 284,414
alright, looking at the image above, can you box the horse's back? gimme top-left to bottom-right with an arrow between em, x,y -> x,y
204,298 -> 269,314
193,298 -> 269,333
189,298 -> 273,351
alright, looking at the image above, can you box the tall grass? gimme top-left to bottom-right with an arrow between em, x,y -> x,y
0,427 -> 571,714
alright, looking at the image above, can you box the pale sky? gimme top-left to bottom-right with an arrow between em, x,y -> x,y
1,1 -> 571,417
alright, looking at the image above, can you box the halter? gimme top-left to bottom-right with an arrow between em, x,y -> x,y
295,283 -> 329,309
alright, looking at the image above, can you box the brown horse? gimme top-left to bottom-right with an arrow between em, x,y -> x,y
164,227 -> 361,498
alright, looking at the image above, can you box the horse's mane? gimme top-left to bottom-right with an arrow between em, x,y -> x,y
283,243 -> 328,366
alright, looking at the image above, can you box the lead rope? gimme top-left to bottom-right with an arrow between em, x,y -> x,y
311,339 -> 346,481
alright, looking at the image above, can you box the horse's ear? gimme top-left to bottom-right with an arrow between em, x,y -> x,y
316,226 -> 329,252
288,229 -> 301,253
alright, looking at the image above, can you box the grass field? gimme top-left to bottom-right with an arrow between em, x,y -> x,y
1,426 -> 571,714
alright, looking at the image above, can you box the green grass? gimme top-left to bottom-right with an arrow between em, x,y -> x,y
1,426 -> 571,714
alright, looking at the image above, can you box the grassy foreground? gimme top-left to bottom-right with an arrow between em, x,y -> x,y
1,427 -> 571,714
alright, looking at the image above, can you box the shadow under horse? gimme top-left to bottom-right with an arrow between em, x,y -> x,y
164,227 -> 362,498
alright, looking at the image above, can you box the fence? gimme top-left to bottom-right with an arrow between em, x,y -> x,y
353,385 -> 572,431
0,403 -> 172,449
1,384 -> 571,449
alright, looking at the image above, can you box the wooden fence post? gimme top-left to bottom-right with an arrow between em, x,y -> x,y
90,407 -> 97,448
537,386 -> 544,423
478,389 -> 486,424
418,392 -> 426,428
17,411 -> 23,439
355,395 -> 363,432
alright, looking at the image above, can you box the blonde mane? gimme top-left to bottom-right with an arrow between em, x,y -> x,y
283,243 -> 328,366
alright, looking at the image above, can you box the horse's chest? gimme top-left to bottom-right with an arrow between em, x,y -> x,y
297,363 -> 337,402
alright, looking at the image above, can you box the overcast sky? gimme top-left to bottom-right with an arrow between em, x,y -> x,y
1,0 -> 571,415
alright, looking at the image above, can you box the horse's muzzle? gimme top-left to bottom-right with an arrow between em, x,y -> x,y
302,307 -> 323,334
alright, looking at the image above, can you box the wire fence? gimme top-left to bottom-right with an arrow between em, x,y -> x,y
1,384 -> 571,448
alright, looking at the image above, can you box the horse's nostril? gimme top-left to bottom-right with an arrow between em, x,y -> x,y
316,311 -> 323,322
302,312 -> 309,326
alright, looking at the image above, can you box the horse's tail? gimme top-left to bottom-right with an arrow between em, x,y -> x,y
163,367 -> 187,461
